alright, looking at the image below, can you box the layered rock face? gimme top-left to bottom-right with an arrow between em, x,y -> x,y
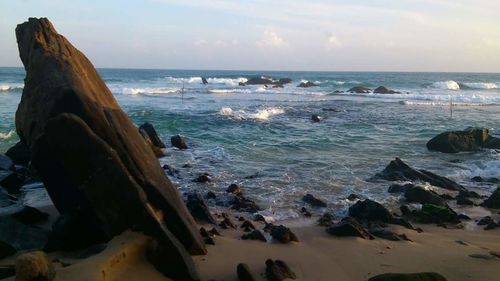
15,18 -> 204,280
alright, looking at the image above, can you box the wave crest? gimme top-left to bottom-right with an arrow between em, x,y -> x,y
0,130 -> 15,140
218,107 -> 285,121
432,80 -> 460,90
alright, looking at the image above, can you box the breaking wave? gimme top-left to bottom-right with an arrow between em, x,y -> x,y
432,80 -> 460,90
0,130 -> 15,140
164,76 -> 247,86
218,107 -> 285,121
460,82 -> 498,90
0,83 -> 23,92
122,87 -> 179,95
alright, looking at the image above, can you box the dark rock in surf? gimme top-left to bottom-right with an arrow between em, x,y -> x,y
471,176 -> 499,183
373,86 -> 400,94
456,196 -> 474,206
15,18 -> 204,280
411,204 -> 459,224
372,158 -> 466,191
0,155 -> 14,172
5,142 -> 30,166
139,122 -> 165,157
278,78 -> 292,85
368,272 -> 448,281
482,188 -> 500,209
265,259 -> 296,281
317,212 -> 335,227
12,206 -> 49,225
349,199 -> 392,223
347,86 -> 371,93
302,193 -> 327,207
388,183 -> 413,193
206,191 -> 216,199
427,128 -> 500,153
171,134 -> 189,149
0,170 -> 25,193
194,173 -> 211,183
245,77 -> 274,85
404,185 -> 445,206
311,114 -> 322,122
297,81 -> 317,88
347,194 -> 360,201
231,195 -> 261,213
201,77 -> 208,84
186,192 -> 216,225
477,216 -> 494,226
242,230 -> 267,242
269,225 -> 299,243
226,183 -> 241,195
237,263 -> 258,281
326,217 -> 373,239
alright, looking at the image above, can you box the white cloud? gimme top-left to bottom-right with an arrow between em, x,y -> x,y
257,30 -> 287,48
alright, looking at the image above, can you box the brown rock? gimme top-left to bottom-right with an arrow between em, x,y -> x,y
265,259 -> 296,281
139,122 -> 165,157
15,251 -> 56,281
237,263 -> 257,281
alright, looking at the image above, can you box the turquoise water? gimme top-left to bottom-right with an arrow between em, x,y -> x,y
1,67 -> 500,219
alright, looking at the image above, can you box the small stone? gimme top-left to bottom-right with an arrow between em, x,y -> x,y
206,191 -> 216,199
311,115 -> 321,122
226,183 -> 241,194
269,225 -> 299,243
347,194 -> 360,201
171,134 -> 188,149
193,173 -> 211,183
317,213 -> 335,227
15,251 -> 56,281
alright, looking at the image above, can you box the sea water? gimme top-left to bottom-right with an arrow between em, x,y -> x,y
1,67 -> 499,220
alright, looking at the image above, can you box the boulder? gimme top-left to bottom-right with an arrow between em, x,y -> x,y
0,170 -> 25,193
297,81 -> 317,88
412,204 -> 459,223
237,263 -> 257,281
373,86 -> 400,94
317,213 -> 335,227
226,183 -> 241,194
245,77 -> 274,85
201,77 -> 208,84
12,206 -> 49,225
241,230 -> 267,242
186,192 -> 216,224
349,199 -> 392,223
0,155 -> 14,171
265,259 -> 296,281
388,183 -> 413,193
231,195 -> 261,213
326,217 -> 373,239
278,78 -> 292,85
372,158 -> 465,191
5,142 -> 30,166
194,173 -> 211,183
482,188 -> 500,209
171,134 -> 189,149
269,225 -> 299,243
427,128 -> 500,153
347,86 -> 371,93
15,18 -> 204,280
404,186 -> 445,206
311,115 -> 322,122
302,194 -> 327,207
139,122 -> 165,157
15,251 -> 56,281
368,272 -> 447,281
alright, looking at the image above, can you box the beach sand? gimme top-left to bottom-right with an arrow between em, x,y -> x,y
2,211 -> 498,281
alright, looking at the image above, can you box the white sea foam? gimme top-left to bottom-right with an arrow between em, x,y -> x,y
164,76 -> 247,86
432,80 -> 460,90
208,89 -> 251,94
218,107 -> 285,121
0,130 -> 14,140
122,87 -> 178,95
461,82 -> 498,89
0,83 -> 23,92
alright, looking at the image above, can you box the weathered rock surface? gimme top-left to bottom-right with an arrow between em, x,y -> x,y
349,199 -> 392,223
427,128 -> 500,153
269,225 -> 299,243
15,251 -> 56,281
265,259 -> 296,281
15,18 -> 204,280
139,122 -> 165,157
372,158 -> 465,191
302,193 -> 327,207
347,86 -> 371,93
482,187 -> 500,209
404,185 -> 445,206
373,86 -> 400,94
186,192 -> 216,224
326,217 -> 373,239
171,134 -> 189,149
368,272 -> 447,281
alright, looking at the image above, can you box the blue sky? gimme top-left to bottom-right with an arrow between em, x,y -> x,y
1,0 -> 499,72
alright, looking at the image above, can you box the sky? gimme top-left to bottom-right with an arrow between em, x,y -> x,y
1,0 -> 500,72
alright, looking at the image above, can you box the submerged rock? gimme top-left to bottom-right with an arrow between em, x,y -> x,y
427,128 -> 500,153
302,193 -> 327,207
171,134 -> 189,149
373,86 -> 400,94
482,187 -> 500,209
226,183 -> 241,195
368,272 -> 447,281
372,158 -> 465,191
347,86 -> 371,93
311,114 -> 322,122
265,259 -> 296,281
201,77 -> 208,84
297,81 -> 317,88
15,17 -> 204,280
139,122 -> 165,157
245,77 -> 274,85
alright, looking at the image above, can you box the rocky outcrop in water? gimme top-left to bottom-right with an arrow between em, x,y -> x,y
372,158 -> 465,191
347,86 -> 371,93
15,18 -> 204,280
373,86 -> 400,94
482,188 -> 500,209
297,81 -> 317,88
139,122 -> 165,157
427,128 -> 500,153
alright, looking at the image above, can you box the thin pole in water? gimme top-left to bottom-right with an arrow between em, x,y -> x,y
181,80 -> 185,104
450,95 -> 453,118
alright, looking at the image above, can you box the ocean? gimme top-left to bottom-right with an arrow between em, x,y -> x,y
1,67 -> 499,221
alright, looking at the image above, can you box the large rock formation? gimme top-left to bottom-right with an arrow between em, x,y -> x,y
15,18 -> 204,280
427,128 -> 500,153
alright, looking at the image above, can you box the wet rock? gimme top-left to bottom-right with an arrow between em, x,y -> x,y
194,173 -> 212,183
349,199 -> 392,223
311,115 -> 322,122
456,196 -> 474,206
400,205 -> 411,216
0,216 -> 48,251
477,216 -> 494,226
269,225 -> 299,243
347,193 -> 360,201
368,272 -> 447,281
482,187 -> 500,209
206,191 -> 216,199
0,155 -> 14,171
245,77 -> 274,85
237,263 -> 257,281
300,207 -> 312,217
370,228 -> 411,241
427,127 -> 500,153
471,176 -> 499,183
0,240 -> 16,259
404,185 -> 445,206
208,228 -> 221,236
265,259 -> 296,281
297,81 -> 317,88
219,213 -> 236,229
242,230 -> 267,242
317,213 -> 335,227
253,214 -> 267,223
302,193 -> 327,207
372,158 -> 465,191
201,77 -> 208,84
326,217 -> 373,239
439,194 -> 454,200
388,183 -> 413,193
171,134 -> 189,149
226,183 -> 241,194
12,206 -> 49,225
186,192 -> 216,224
139,122 -> 165,157
5,142 -> 30,166
278,78 -> 292,85
15,18 -> 204,281
484,221 -> 498,230
0,170 -> 25,193
347,86 -> 371,93
200,228 -> 215,245
458,190 -> 481,198
373,86 -> 400,94
162,164 -> 180,177
231,195 -> 261,213
15,251 -> 56,281
412,204 -> 459,223
241,220 -> 255,230
458,214 -> 471,221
